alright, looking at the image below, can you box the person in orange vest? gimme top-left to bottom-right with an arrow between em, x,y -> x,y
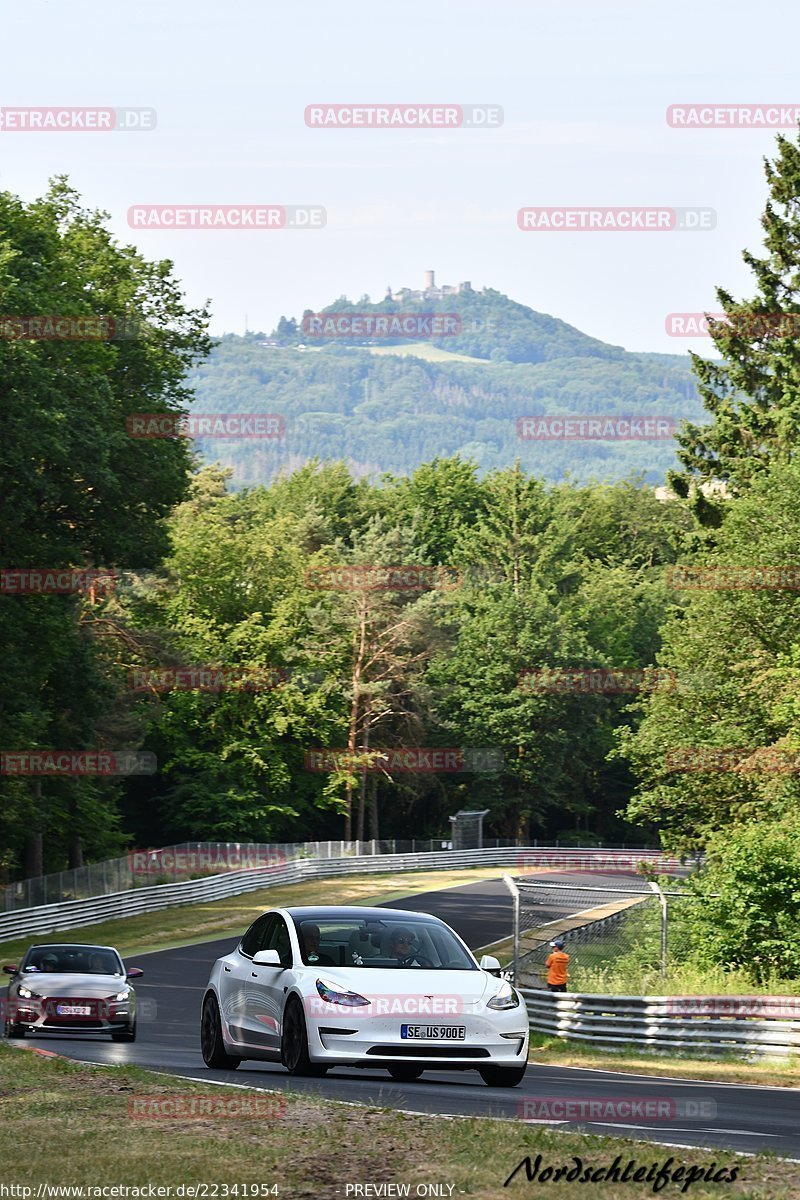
545,938 -> 569,992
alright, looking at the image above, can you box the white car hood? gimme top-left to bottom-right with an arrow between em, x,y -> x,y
308,966 -> 496,1003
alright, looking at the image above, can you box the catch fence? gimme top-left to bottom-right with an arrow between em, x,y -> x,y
505,873 -> 706,986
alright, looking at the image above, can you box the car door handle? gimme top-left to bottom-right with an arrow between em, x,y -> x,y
223,965 -> 231,972
251,972 -> 258,978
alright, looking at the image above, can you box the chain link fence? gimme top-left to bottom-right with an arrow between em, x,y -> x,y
505,876 -> 709,991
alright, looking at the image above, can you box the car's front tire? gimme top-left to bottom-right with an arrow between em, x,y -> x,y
479,1064 -> 527,1088
4,1019 -> 25,1039
280,997 -> 327,1077
387,1065 -> 424,1082
201,994 -> 241,1069
111,1019 -> 136,1043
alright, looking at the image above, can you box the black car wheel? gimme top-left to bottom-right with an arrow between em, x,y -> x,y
479,1064 -> 527,1088
387,1065 -> 424,1082
280,997 -> 327,1076
4,1019 -> 25,1039
111,1019 -> 137,1043
201,994 -> 241,1069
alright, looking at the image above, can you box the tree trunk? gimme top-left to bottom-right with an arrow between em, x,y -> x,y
369,776 -> 379,842
68,836 -> 84,870
356,706 -> 369,842
25,780 -> 44,878
25,833 -> 43,879
344,603 -> 368,840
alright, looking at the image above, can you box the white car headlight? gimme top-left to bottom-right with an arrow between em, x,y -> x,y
112,991 -> 129,1002
486,983 -> 520,1010
17,986 -> 37,1000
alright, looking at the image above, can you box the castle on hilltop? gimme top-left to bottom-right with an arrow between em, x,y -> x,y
386,271 -> 472,303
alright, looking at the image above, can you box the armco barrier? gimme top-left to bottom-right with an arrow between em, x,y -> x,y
521,990 -> 800,1060
0,847 -> 684,943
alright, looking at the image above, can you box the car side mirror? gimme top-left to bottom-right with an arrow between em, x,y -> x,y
479,954 -> 502,974
126,967 -> 144,979
252,949 -> 282,967
3,965 -> 18,976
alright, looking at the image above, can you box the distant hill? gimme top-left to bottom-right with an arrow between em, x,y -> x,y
187,283 -> 703,486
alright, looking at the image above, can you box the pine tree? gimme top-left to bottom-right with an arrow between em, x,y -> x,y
670,131 -> 800,520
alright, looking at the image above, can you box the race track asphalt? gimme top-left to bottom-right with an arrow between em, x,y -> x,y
4,875 -> 799,1161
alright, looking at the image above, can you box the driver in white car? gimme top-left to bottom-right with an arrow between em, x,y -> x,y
300,922 -> 335,966
388,928 -> 430,967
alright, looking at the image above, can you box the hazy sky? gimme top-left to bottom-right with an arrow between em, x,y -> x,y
2,0 -> 798,354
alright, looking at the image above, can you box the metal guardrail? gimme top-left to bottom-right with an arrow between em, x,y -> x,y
4,836 -> 657,912
521,990 -> 800,1060
0,847 -> 679,944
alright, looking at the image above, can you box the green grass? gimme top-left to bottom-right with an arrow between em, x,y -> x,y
526,1032 -> 800,1088
2,1043 -> 796,1198
367,342 -> 489,363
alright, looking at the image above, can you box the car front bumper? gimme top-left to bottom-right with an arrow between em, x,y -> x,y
308,1013 -> 529,1066
8,996 -> 133,1033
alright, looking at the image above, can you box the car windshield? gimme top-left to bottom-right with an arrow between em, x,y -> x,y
293,918 -> 477,970
23,946 -> 123,975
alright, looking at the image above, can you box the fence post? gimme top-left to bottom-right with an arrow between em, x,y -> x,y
648,881 -> 668,978
502,873 -> 520,987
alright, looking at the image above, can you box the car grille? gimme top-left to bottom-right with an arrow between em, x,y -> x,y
366,1045 -> 489,1058
40,998 -> 106,1026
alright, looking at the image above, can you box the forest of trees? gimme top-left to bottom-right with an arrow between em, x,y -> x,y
186,286 -> 702,489
3,132 -> 800,977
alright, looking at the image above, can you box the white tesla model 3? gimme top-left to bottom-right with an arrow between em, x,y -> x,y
201,905 -> 529,1086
